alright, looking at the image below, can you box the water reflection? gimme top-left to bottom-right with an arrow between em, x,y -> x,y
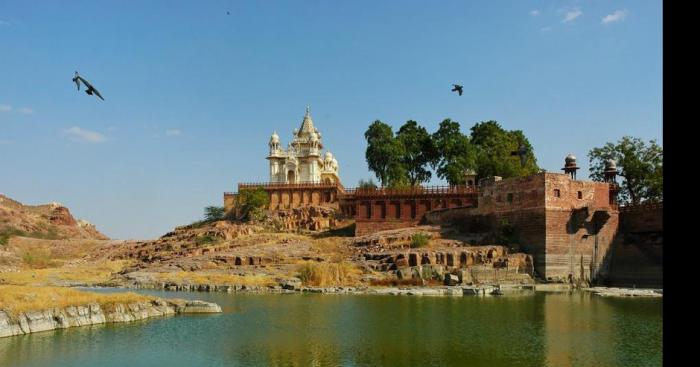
0,292 -> 662,367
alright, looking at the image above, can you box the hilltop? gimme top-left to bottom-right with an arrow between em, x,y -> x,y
0,194 -> 108,245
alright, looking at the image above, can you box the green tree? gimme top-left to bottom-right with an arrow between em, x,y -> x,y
203,206 -> 225,221
364,120 -> 404,186
432,119 -> 477,185
237,186 -> 270,220
396,120 -> 437,186
588,136 -> 663,205
470,120 -> 539,179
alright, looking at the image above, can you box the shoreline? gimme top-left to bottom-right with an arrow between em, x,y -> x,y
99,281 -> 663,298
0,298 -> 221,338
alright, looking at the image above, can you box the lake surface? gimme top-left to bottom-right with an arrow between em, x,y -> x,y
0,290 -> 662,367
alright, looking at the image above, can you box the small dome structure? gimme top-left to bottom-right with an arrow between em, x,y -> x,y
324,151 -> 333,161
269,131 -> 280,144
562,153 -> 580,179
604,159 -> 617,170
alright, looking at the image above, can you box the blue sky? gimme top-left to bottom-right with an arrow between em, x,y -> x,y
0,1 -> 662,239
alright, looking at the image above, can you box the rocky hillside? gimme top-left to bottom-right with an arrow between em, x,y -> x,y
0,194 -> 108,245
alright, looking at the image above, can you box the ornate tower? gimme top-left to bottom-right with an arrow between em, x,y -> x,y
265,107 -> 341,184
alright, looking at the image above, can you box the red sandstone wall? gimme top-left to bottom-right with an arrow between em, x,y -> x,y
477,173 -> 618,282
606,236 -> 663,288
543,208 -> 619,282
620,203 -> 663,233
606,203 -> 663,287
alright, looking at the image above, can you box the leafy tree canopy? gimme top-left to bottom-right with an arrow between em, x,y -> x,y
432,119 -> 477,185
396,120 -> 437,186
588,136 -> 662,205
364,120 -> 404,187
470,120 -> 539,179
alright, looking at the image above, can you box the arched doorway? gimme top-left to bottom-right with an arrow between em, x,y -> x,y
287,170 -> 296,183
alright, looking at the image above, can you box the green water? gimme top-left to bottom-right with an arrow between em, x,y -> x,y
0,290 -> 662,367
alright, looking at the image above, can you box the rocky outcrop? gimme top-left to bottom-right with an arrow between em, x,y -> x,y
0,194 -> 108,241
360,246 -> 535,285
268,206 -> 339,231
351,226 -> 442,250
0,299 -> 221,338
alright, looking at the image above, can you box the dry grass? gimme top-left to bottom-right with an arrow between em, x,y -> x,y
0,285 -> 153,316
308,237 -> 351,263
297,261 -> 363,287
0,260 -> 131,286
7,238 -> 103,269
154,271 -> 277,287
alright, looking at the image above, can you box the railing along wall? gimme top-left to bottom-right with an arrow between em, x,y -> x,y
343,185 -> 479,198
618,201 -> 663,213
234,181 -> 346,192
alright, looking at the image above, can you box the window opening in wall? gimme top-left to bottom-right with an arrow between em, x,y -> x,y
577,191 -> 583,199
507,193 -> 513,203
554,189 -> 561,198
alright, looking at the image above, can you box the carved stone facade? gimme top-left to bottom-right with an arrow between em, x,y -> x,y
266,107 -> 340,185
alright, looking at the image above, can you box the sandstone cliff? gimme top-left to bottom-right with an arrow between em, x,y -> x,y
0,194 -> 108,244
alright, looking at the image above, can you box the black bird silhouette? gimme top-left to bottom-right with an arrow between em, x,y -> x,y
227,11 -> 230,15
510,144 -> 529,167
451,84 -> 463,96
72,71 -> 104,101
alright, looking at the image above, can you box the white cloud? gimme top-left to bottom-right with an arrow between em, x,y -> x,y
541,26 -> 552,32
63,126 -> 106,143
0,20 -> 10,26
18,107 -> 33,115
562,8 -> 582,23
0,104 -> 11,112
530,10 -> 540,16
602,10 -> 628,24
165,129 -> 182,136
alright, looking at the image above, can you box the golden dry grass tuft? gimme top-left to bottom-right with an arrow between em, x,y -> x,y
154,271 -> 277,287
0,285 -> 153,316
297,261 -> 363,287
0,260 -> 131,286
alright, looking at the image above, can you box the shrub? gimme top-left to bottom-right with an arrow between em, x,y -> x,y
238,187 -> 270,221
204,206 -> 225,221
20,248 -> 55,268
194,235 -> 219,246
297,261 -> 360,287
0,228 -> 25,246
410,233 -> 431,248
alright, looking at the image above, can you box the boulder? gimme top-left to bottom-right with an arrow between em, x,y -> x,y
444,274 -> 459,286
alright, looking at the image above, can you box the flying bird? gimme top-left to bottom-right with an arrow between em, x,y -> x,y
227,11 -> 230,15
510,144 -> 530,167
451,84 -> 463,96
72,71 -> 104,101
